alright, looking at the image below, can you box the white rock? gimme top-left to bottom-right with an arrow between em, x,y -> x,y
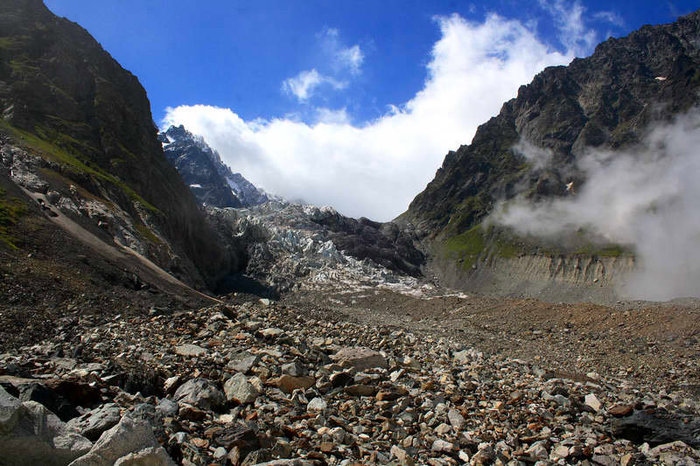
585,393 -> 602,412
306,397 -> 327,412
174,344 -> 207,357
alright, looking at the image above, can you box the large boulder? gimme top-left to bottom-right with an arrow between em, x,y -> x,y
0,386 -> 93,465
173,378 -> 225,411
67,403 -> 122,441
68,416 -> 174,466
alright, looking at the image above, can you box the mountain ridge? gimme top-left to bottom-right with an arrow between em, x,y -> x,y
402,9 -> 700,300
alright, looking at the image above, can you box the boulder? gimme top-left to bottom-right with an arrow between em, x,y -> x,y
0,386 -> 93,465
224,373 -> 259,404
174,344 -> 207,357
173,378 -> 225,411
68,416 -> 174,466
67,403 -> 122,441
330,347 -> 388,371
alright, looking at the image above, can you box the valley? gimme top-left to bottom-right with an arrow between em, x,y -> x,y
0,0 -> 698,464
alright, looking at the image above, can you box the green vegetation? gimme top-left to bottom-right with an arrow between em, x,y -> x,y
443,225 -> 486,270
0,188 -> 26,250
0,121 -> 161,215
441,221 -> 631,272
135,223 -> 163,246
573,243 -> 627,257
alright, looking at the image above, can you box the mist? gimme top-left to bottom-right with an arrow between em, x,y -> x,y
494,109 -> 700,301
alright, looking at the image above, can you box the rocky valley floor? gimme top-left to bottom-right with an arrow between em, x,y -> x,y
0,283 -> 698,465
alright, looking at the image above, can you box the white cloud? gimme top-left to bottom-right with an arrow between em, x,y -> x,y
318,27 -> 365,75
281,69 -> 347,102
164,13 -> 574,221
281,28 -> 364,102
315,107 -> 350,125
539,0 -> 598,55
594,11 -> 625,28
337,44 -> 364,75
494,110 -> 700,300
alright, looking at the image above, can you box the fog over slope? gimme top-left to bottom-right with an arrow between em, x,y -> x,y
495,109 -> 700,300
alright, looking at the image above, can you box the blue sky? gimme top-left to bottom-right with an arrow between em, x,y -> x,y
44,1 -> 700,220
44,0 -> 696,124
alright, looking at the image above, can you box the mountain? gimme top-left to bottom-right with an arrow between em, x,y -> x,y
402,10 -> 700,301
0,0 -> 243,292
158,125 -> 268,208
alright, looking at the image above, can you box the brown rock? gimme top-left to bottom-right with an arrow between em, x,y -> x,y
331,347 -> 388,371
345,384 -> 377,396
608,404 -> 634,417
376,387 -> 408,401
179,404 -> 207,421
276,375 -> 315,394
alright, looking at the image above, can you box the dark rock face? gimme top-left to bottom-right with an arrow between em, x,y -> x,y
159,126 -> 268,208
309,208 -> 425,277
159,126 -> 242,208
0,0 -> 241,289
405,10 -> 700,236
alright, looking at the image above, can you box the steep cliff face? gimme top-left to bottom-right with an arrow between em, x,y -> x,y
403,10 -> 700,299
0,0 -> 241,289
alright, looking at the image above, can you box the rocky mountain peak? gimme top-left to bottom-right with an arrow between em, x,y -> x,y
406,9 -> 700,237
159,125 -> 268,208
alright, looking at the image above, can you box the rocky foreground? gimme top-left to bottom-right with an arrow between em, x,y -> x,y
1,295 -> 698,465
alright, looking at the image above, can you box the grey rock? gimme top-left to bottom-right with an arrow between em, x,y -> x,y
174,378 -> 225,411
174,344 -> 207,357
0,386 -> 92,466
0,384 -> 21,431
226,351 -> 259,374
224,373 -> 259,404
447,409 -> 465,430
155,399 -> 178,417
331,347 -> 388,371
67,403 -> 122,441
69,416 -> 174,466
281,360 -> 307,377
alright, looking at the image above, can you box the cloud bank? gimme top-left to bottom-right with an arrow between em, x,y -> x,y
164,13 -> 582,221
495,110 -> 700,301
